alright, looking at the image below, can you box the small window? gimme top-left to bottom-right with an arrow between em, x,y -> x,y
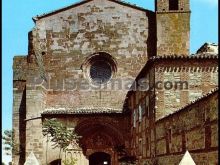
132,94 -> 135,109
146,106 -> 149,118
138,105 -> 142,122
138,139 -> 142,156
142,100 -> 146,116
135,92 -> 139,106
136,108 -> 139,121
169,0 -> 179,10
133,111 -> 136,128
167,129 -> 172,143
146,95 -> 150,117
146,137 -> 149,150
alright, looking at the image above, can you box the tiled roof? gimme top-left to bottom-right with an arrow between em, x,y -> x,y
156,88 -> 219,122
137,54 -> 218,80
125,54 -> 218,96
42,107 -> 122,115
150,54 -> 218,60
33,0 -> 152,21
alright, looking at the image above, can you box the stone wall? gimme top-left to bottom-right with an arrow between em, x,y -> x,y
127,57 -> 218,164
129,67 -> 156,160
25,86 -> 47,163
129,88 -> 218,165
12,81 -> 26,165
154,90 -> 218,165
32,0 -> 155,57
25,0 -> 157,112
13,56 -> 27,80
13,1 -> 155,163
156,12 -> 190,56
41,114 -> 130,165
12,0 -> 217,165
156,0 -> 190,56
154,58 -> 218,120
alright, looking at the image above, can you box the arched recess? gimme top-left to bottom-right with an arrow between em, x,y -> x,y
75,119 -> 125,155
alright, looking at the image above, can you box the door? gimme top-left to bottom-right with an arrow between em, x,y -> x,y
89,152 -> 111,165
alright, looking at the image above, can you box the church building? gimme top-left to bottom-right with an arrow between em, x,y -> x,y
13,0 -> 218,164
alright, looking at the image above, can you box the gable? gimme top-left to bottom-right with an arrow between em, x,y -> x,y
33,0 -> 153,21
33,0 -> 152,57
29,0 -> 156,111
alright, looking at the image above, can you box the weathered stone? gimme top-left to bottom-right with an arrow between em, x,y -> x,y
12,0 -> 218,165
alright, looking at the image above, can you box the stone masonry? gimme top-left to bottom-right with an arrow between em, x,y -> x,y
127,55 -> 218,164
13,0 -> 157,164
156,0 -> 190,56
12,0 -> 218,165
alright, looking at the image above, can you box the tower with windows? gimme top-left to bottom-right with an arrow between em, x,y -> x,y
155,0 -> 190,56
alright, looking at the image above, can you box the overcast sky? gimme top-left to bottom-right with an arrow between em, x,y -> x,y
2,0 -> 218,163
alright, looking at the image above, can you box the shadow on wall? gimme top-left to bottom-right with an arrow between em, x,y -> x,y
147,12 -> 157,58
19,87 -> 26,165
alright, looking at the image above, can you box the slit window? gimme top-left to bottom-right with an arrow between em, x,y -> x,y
138,104 -> 142,122
169,0 -> 179,10
133,111 -> 136,128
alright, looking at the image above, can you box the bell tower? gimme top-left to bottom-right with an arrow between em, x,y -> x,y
155,0 -> 190,56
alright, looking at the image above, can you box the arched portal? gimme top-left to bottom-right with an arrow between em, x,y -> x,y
89,152 -> 111,165
49,159 -> 61,165
75,119 -> 125,165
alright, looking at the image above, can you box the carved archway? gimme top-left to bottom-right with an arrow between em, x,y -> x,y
75,119 -> 125,165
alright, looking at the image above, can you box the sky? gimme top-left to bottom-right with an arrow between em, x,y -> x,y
2,0 -> 218,164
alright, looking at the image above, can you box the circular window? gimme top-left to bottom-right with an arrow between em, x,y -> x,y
82,52 -> 117,84
90,60 -> 112,84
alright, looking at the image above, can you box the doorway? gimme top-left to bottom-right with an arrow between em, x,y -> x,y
89,152 -> 111,165
49,159 -> 61,165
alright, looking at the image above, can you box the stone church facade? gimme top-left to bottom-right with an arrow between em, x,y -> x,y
12,0 -> 218,164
